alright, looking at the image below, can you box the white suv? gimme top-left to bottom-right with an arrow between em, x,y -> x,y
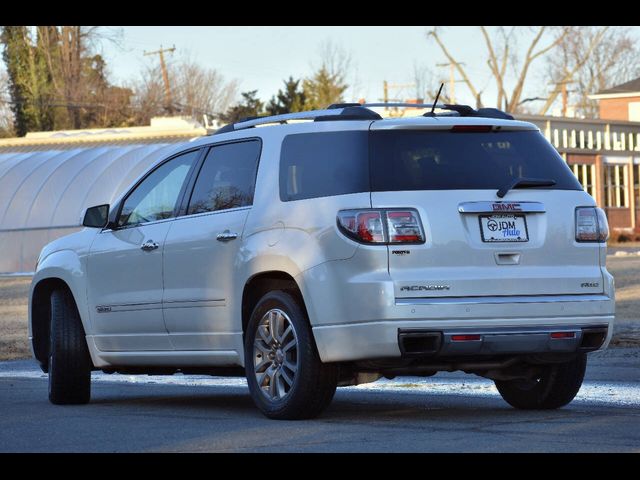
29,103 -> 615,419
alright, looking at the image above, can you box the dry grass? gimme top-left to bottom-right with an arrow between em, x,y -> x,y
0,277 -> 31,361
1,257 -> 640,360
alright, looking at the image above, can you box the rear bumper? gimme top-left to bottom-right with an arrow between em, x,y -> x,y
312,314 -> 615,363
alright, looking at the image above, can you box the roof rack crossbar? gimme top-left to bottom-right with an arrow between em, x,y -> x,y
362,102 -> 447,109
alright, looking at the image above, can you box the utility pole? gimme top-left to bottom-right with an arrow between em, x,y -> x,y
144,45 -> 176,115
436,62 -> 465,104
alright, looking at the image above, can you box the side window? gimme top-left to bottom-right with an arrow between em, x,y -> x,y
187,140 -> 261,215
279,131 -> 369,201
118,150 -> 199,227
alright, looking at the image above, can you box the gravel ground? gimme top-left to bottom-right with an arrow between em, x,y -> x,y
1,252 -> 639,360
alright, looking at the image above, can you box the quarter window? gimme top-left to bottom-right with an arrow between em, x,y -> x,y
187,140 -> 261,214
279,131 -> 369,201
118,150 -> 199,227
635,163 -> 640,208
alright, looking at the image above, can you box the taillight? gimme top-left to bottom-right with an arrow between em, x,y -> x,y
337,209 -> 425,244
386,210 -> 424,243
576,207 -> 609,243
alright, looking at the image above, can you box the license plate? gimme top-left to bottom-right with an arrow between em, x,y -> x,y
479,214 -> 529,242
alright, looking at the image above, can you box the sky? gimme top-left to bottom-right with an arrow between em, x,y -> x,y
99,26 -> 547,108
4,26 -> 640,113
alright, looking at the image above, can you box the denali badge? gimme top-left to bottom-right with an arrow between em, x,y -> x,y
401,285 -> 451,292
96,305 -> 112,313
581,282 -> 600,288
392,250 -> 411,256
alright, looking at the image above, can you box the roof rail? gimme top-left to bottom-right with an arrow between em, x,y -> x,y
212,103 -> 515,135
212,106 -> 382,135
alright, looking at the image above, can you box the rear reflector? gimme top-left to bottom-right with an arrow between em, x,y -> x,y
451,334 -> 482,342
550,332 -> 576,339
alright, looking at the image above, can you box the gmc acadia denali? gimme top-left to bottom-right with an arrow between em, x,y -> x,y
29,103 -> 615,419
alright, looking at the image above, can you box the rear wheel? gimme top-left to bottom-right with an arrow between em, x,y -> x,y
495,354 -> 587,410
48,289 -> 92,405
244,290 -> 338,420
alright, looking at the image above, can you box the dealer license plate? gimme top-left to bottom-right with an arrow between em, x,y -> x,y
479,214 -> 529,242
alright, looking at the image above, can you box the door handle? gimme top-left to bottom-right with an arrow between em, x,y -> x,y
216,230 -> 238,242
140,240 -> 159,251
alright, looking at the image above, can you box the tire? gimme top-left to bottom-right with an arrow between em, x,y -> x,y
495,354 -> 587,410
48,289 -> 92,405
244,290 -> 338,420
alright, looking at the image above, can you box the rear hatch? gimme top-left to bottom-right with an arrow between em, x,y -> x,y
369,122 -> 604,299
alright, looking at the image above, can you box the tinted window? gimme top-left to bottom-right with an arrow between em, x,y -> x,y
370,130 -> 582,192
187,140 -> 260,214
280,131 -> 369,201
118,150 -> 199,227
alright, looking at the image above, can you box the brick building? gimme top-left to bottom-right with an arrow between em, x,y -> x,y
513,77 -> 640,233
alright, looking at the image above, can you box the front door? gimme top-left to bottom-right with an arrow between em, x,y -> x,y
87,149 -> 200,351
163,140 -> 261,352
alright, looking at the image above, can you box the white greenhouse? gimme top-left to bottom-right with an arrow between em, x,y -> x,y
0,117 -> 208,274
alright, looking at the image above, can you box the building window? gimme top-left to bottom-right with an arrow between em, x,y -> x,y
635,164 -> 640,208
570,163 -> 596,198
604,164 -> 628,208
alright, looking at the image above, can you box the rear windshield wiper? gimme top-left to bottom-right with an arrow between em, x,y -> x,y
496,178 -> 557,198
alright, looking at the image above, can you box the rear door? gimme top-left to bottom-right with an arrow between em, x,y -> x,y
162,140 -> 261,352
369,126 -> 604,299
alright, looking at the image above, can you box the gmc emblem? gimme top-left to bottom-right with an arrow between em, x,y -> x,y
492,203 -> 522,212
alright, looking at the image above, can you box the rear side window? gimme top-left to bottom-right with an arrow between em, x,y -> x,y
187,140 -> 261,214
280,131 -> 369,201
370,130 -> 582,192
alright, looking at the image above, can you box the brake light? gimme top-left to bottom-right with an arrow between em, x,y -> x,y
451,125 -> 493,133
337,209 -> 425,244
576,207 -> 609,243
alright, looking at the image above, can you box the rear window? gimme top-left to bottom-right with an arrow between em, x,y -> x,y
279,131 -> 369,201
370,130 -> 582,192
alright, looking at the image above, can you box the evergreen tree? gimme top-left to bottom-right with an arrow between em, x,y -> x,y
1,26 -> 53,136
266,77 -> 306,115
303,66 -> 348,110
219,90 -> 264,124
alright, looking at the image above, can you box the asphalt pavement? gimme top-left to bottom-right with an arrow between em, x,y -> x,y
1,348 -> 639,452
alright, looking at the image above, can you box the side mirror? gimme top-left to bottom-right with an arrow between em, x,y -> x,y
82,204 -> 110,228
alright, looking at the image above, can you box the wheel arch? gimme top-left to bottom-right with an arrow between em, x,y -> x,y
30,277 -> 81,372
241,271 -> 308,338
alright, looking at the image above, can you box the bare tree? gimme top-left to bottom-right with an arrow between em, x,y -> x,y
427,26 -> 577,113
131,53 -> 239,124
317,40 -> 352,89
413,62 -> 451,103
544,26 -> 640,118
303,40 -> 352,109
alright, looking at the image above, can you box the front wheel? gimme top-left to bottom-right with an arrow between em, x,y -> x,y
244,290 -> 338,420
495,354 -> 587,410
48,289 -> 92,405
